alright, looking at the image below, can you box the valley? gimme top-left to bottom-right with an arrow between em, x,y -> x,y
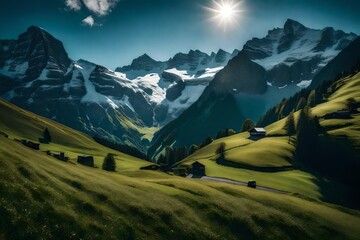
0,6 -> 360,239
0,98 -> 359,239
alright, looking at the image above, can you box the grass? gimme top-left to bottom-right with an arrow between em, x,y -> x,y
1,136 -> 360,239
0,98 -> 150,171
177,72 -> 360,207
0,73 -> 360,239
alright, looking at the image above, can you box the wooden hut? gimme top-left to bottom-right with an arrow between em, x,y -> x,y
77,155 -> 94,167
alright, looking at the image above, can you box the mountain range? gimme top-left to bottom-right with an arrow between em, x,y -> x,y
0,19 -> 358,155
0,26 -> 238,151
148,19 -> 359,158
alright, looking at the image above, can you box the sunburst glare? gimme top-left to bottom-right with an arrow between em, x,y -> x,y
205,0 -> 244,31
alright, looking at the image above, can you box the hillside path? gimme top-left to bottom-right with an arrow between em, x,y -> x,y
188,175 -> 287,194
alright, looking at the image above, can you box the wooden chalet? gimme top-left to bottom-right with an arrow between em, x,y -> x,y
248,128 -> 266,137
77,155 -> 94,167
189,161 -> 206,176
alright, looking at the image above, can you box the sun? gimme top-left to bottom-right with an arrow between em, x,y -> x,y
218,2 -> 236,21
205,0 -> 243,30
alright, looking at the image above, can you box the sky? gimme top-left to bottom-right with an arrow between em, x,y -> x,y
1,0 -> 360,70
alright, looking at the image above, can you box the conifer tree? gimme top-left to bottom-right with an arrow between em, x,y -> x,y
307,90 -> 316,107
188,145 -> 199,155
43,128 -> 51,142
200,136 -> 213,148
215,142 -> 226,164
240,119 -> 255,132
295,107 -> 318,165
102,153 -> 116,171
296,97 -> 307,111
284,112 -> 296,143
346,97 -> 357,112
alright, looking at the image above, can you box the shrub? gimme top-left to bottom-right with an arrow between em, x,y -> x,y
102,153 -> 116,171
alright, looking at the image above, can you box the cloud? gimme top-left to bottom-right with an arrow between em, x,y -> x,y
65,0 -> 82,11
82,0 -> 119,16
82,15 -> 95,27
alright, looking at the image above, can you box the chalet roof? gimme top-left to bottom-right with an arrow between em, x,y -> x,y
192,161 -> 205,167
249,128 -> 266,133
335,110 -> 350,114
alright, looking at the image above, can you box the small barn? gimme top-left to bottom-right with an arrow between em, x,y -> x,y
77,155 -> 94,167
248,128 -> 266,137
17,139 -> 40,150
189,161 -> 206,176
47,151 -> 69,161
140,164 -> 160,170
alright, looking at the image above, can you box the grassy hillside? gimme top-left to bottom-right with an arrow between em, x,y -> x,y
178,72 -> 360,207
1,96 -> 360,239
0,98 -> 150,170
1,136 -> 360,239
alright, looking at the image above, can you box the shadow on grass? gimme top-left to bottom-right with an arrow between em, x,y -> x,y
298,134 -> 360,209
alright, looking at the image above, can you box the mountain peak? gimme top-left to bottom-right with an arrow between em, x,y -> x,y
284,19 -> 306,33
216,49 -> 228,55
26,25 -> 43,32
137,53 -> 153,61
128,53 -> 162,71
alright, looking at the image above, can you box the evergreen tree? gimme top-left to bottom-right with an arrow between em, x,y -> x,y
165,146 -> 174,166
216,129 -> 226,139
346,97 -> 357,112
284,112 -> 296,143
295,107 -> 318,165
296,97 -> 307,111
226,129 -> 236,136
215,142 -> 226,165
43,128 -> 51,142
102,153 -> 116,171
200,136 -> 213,148
188,145 -> 199,155
307,90 -> 316,107
216,128 -> 237,139
240,119 -> 255,132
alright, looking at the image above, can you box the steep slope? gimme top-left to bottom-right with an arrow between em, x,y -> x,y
0,27 -> 240,150
309,36 -> 360,89
0,26 -> 158,151
178,71 -> 360,208
0,98 -> 149,168
1,100 -> 360,239
115,49 -> 239,124
244,19 -> 357,87
148,51 -> 268,156
149,19 -> 357,157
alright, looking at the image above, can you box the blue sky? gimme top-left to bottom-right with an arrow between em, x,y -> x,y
1,0 -> 359,70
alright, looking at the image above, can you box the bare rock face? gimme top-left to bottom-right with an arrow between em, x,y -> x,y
207,51 -> 267,95
166,80 -> 185,101
116,54 -> 164,72
148,20 -> 358,158
243,19 -> 357,87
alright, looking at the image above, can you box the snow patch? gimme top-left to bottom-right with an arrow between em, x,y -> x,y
297,80 -> 312,88
105,97 -> 118,109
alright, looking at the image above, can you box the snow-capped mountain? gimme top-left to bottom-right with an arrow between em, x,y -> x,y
149,19 -> 358,158
114,49 -> 239,124
0,26 -> 238,151
0,20 -> 357,155
243,19 -> 357,88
